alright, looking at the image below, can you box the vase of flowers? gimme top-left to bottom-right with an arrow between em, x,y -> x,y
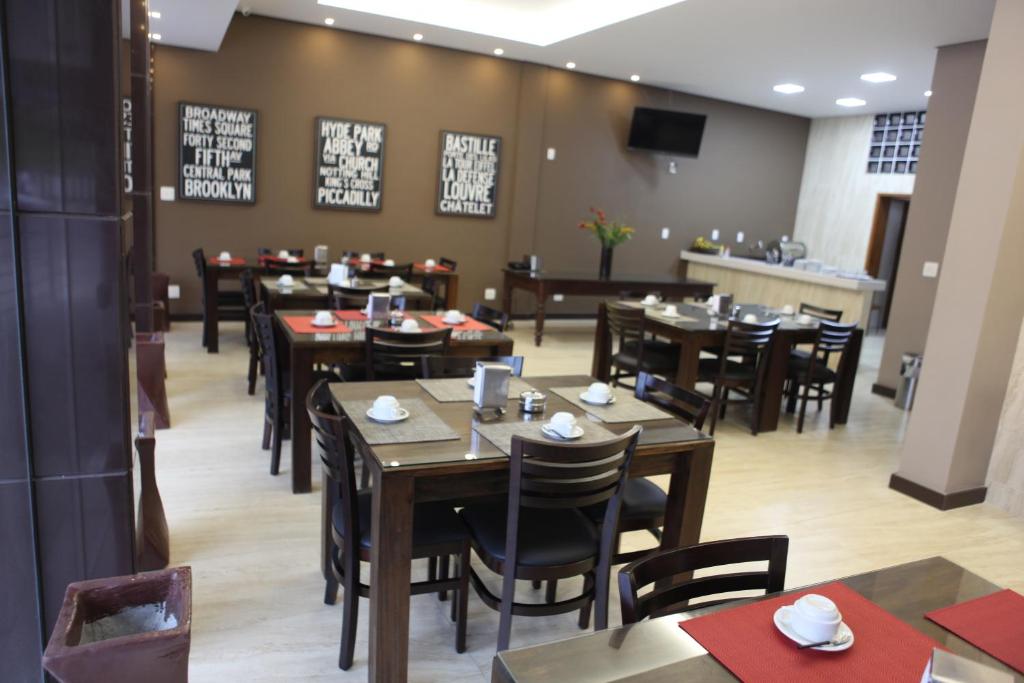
578,207 -> 635,279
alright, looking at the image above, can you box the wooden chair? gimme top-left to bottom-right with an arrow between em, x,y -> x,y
698,319 -> 779,435
370,262 -> 413,279
265,259 -> 310,277
328,285 -> 393,311
365,326 -> 451,380
192,248 -> 246,347
799,302 -> 843,322
618,536 -> 789,624
459,427 -> 641,651
440,257 -> 458,271
605,302 -> 680,387
787,320 -> 858,433
420,277 -> 444,311
308,380 -> 471,669
240,269 -> 261,395
471,303 -> 510,332
420,355 -> 524,378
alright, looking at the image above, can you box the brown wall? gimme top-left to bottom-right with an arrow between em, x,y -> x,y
876,40 -> 987,389
152,15 -> 809,314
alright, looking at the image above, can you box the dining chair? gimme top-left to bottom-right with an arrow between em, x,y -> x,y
698,318 -> 779,435
328,284 -> 393,311
371,262 -> 413,279
420,277 -> 444,311
365,326 -> 452,380
604,302 -> 680,387
618,536 -> 789,624
799,302 -> 843,322
265,260 -> 310,277
786,320 -> 858,433
459,427 -> 641,651
240,270 -> 261,395
471,303 -> 510,332
420,355 -> 524,378
439,257 -> 458,271
192,248 -> 246,348
307,380 -> 470,669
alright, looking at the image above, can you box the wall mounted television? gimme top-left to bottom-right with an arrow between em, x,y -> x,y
627,107 -> 707,157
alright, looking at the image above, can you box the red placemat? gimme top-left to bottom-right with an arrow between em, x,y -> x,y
679,582 -> 940,682
261,255 -> 310,265
333,310 -> 368,321
419,315 -> 492,331
208,257 -> 246,266
415,262 -> 452,272
925,589 -> 1024,673
282,316 -> 352,335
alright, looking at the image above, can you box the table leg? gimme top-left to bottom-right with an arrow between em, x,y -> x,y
368,467 -> 414,683
444,273 -> 459,310
834,329 -> 862,424
591,303 -> 611,381
673,336 -> 702,389
501,272 -> 514,320
204,270 -> 220,353
289,345 -> 314,494
757,333 -> 791,433
534,282 -> 546,347
660,443 -> 714,553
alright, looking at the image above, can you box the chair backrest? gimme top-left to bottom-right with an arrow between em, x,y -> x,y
253,309 -> 282,403
634,371 -> 710,430
365,325 -> 452,380
471,303 -> 510,332
605,302 -> 648,364
619,536 -> 790,623
257,247 -> 272,257
420,355 -> 524,378
439,257 -> 457,271
191,248 -> 206,279
287,248 -> 304,257
718,319 -> 779,380
806,320 -> 858,374
800,302 -> 842,322
239,268 -> 257,310
371,262 -> 413,279
329,285 -> 401,311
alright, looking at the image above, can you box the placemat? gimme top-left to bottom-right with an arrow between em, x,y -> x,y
926,589 -> 1024,673
551,386 -> 674,424
333,310 -> 368,321
343,398 -> 460,445
419,315 -> 493,332
679,582 -> 940,682
474,418 -> 617,456
209,257 -> 245,266
415,262 -> 452,272
416,376 -> 535,403
646,308 -> 699,324
282,316 -> 352,335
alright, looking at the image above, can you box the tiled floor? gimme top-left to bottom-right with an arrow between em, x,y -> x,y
150,320 -> 1024,681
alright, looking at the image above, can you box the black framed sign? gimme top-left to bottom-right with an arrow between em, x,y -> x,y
122,97 -> 133,194
313,117 -> 385,211
436,130 -> 500,218
178,102 -> 257,203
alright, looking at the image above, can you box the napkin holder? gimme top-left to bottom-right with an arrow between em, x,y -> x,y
314,244 -> 329,265
473,363 -> 510,416
327,263 -> 348,286
920,648 -> 1012,683
717,294 -> 734,315
367,293 -> 391,321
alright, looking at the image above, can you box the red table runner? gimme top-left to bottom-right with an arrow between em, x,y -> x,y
414,262 -> 452,272
333,310 -> 368,321
925,589 -> 1024,673
679,582 -> 940,682
208,257 -> 246,266
419,315 -> 492,332
282,316 -> 352,335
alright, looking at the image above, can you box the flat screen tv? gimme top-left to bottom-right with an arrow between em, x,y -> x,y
627,107 -> 706,156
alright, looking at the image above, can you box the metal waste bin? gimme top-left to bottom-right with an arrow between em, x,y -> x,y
895,353 -> 922,410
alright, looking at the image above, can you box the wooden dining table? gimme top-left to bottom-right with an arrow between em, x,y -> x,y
275,310 -> 514,494
258,276 -> 432,314
329,374 -> 716,683
591,301 -> 863,433
342,258 -> 460,309
492,556 -> 1022,682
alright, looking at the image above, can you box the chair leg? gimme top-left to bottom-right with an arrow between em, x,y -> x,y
786,380 -> 798,413
545,579 -> 558,604
817,383 -> 825,411
720,388 -> 728,418
797,378 -> 811,434
338,558 -> 360,670
578,573 -> 594,629
438,555 -> 450,602
427,557 -> 437,582
594,562 -> 611,631
497,571 -> 516,651
247,351 -> 258,396
270,405 -> 283,475
261,417 -> 271,450
324,568 -> 339,605
454,545 -> 470,652
707,383 -> 722,436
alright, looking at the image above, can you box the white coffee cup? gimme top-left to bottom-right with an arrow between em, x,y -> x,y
424,258 -> 437,268
383,259 -> 395,266
400,318 -> 420,332
277,250 -> 289,258
585,382 -> 612,404
360,253 -> 372,263
642,294 -> 659,305
781,304 -> 795,316
549,411 -> 578,437
277,274 -> 294,287
218,251 -> 231,261
798,313 -> 815,325
313,310 -> 333,326
742,313 -> 759,323
442,309 -> 464,324
388,276 -> 405,288
372,395 -> 400,420
663,304 -> 679,317
787,594 -> 842,643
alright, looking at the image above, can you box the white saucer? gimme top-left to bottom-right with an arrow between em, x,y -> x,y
579,392 -> 616,406
640,300 -> 659,307
366,407 -> 409,424
659,310 -> 681,318
541,423 -> 584,440
772,606 -> 854,652
311,319 -> 336,328
442,317 -> 466,325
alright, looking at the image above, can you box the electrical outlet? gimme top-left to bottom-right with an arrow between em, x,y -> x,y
546,147 -> 556,161
710,229 -> 720,241
553,294 -> 564,302
168,284 -> 181,299
736,231 -> 745,244
484,287 -> 496,300
159,186 -> 175,201
661,227 -> 670,240
922,261 -> 940,278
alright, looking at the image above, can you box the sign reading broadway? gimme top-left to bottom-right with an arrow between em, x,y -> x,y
179,102 -> 257,204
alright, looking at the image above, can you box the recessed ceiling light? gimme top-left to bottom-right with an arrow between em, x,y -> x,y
860,72 -> 897,83
772,83 -> 805,94
324,17 -> 335,25
836,97 -> 866,107
149,33 -> 161,41
493,47 -> 504,55
924,90 -> 933,97
149,10 -> 161,19
630,74 -> 640,82
565,61 -> 576,69
413,32 -> 423,41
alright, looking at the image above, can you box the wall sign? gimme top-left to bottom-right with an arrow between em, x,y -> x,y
122,97 -> 133,194
436,130 -> 500,218
178,102 -> 257,203
313,117 -> 385,211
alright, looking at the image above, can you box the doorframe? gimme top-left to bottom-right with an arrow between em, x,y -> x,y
865,193 -> 912,277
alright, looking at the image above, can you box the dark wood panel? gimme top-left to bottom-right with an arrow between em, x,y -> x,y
0,480 -> 43,681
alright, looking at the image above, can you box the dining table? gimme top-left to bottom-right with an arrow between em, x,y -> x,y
343,258 -> 460,309
329,374 -> 716,683
275,310 -> 514,494
258,276 -> 433,314
591,301 -> 863,433
202,256 -> 251,353
492,556 -> 1022,682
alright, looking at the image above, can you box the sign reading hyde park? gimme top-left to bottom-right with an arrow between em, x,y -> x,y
314,117 -> 385,211
178,102 -> 257,204
436,130 -> 500,218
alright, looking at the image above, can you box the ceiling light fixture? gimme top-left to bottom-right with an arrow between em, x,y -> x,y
324,17 -> 335,25
566,61 -> 576,69
630,74 -> 640,82
835,97 -> 866,107
924,90 -> 933,97
493,47 -> 504,55
860,72 -> 897,83
149,10 -> 161,19
772,83 -> 805,94
149,33 -> 162,41
413,32 -> 423,41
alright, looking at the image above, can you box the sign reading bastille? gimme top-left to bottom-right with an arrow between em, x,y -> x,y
435,130 -> 500,218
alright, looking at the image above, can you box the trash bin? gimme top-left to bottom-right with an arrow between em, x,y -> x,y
43,566 -> 191,683
895,353 -> 923,410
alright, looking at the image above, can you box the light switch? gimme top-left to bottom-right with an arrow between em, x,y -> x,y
546,147 -> 556,161
661,227 -> 670,240
168,284 -> 181,300
736,231 -> 745,244
710,229 -> 720,241
159,186 -> 175,201
922,261 -> 940,278
484,287 -> 496,300
553,294 -> 564,302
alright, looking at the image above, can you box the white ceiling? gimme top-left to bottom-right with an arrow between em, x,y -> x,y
135,0 -> 996,118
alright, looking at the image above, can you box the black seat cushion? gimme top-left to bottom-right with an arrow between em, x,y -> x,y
613,340 -> 680,373
697,357 -> 756,382
787,356 -> 837,383
459,502 -> 599,567
333,491 -> 468,549
584,478 -> 666,523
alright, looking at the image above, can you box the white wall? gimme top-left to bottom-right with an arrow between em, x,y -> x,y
792,115 -> 915,272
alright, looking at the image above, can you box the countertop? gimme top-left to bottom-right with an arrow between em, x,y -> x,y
680,250 -> 886,292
